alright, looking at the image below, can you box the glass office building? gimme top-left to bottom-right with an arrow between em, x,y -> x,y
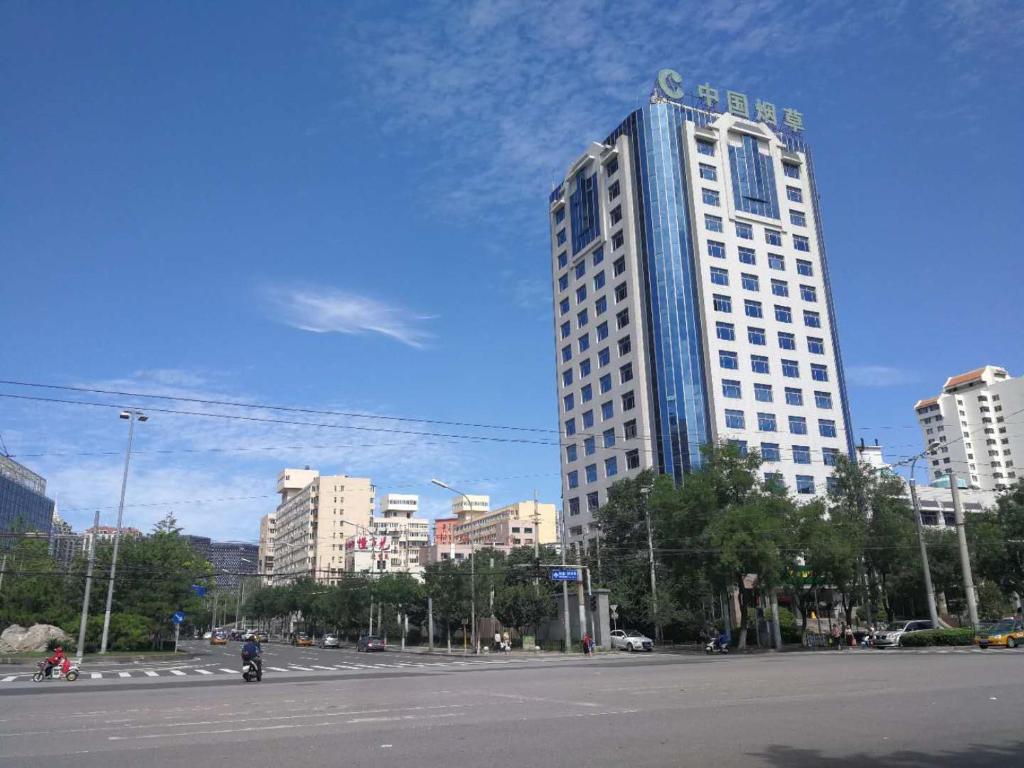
549,81 -> 853,546
0,455 -> 55,540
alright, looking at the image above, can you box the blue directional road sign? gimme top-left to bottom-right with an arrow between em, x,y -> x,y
549,568 -> 579,582
190,584 -> 207,597
171,611 -> 185,625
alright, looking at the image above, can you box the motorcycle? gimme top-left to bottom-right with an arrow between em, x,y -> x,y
241,656 -> 262,682
704,636 -> 730,655
32,659 -> 80,682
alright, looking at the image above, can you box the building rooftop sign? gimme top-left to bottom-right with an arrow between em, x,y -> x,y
654,68 -> 805,133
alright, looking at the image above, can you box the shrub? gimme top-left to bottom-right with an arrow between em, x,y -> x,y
898,628 -> 974,647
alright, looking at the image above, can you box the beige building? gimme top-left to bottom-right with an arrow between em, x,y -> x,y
257,513 -> 275,585
271,468 -> 374,584
453,500 -> 559,549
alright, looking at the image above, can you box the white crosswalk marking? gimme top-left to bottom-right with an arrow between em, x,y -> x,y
267,666 -> 289,672
311,665 -> 335,670
195,669 -> 213,675
90,672 -> 102,679
289,665 -> 313,671
219,668 -> 236,674
169,670 -> 186,676
144,670 -> 159,677
2,675 -> 16,682
118,672 -> 131,678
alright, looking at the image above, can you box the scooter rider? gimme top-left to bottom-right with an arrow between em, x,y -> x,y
44,646 -> 66,678
241,636 -> 262,679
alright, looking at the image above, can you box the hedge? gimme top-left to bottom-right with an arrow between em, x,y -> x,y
898,628 -> 974,647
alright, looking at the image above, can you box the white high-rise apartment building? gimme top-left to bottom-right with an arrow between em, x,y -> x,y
271,468 -> 374,584
914,365 -> 1022,491
257,513 -> 275,585
549,72 -> 854,545
347,493 -> 430,577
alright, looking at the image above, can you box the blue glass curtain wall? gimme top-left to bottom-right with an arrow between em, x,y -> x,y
729,134 -> 780,219
606,103 -> 712,482
569,170 -> 601,255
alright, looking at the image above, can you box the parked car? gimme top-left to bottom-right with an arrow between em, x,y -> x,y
292,633 -> 313,647
609,629 -> 654,652
319,634 -> 341,648
874,620 -> 934,648
975,617 -> 1024,649
357,634 -> 386,652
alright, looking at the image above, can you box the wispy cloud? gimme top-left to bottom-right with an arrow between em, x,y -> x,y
845,365 -> 918,388
264,285 -> 435,349
327,0 -> 889,224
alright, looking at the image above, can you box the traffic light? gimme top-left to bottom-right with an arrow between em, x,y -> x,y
589,595 -> 598,612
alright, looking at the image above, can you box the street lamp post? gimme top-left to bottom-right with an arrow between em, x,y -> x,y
233,557 -> 254,629
100,409 -> 147,654
431,479 -> 478,654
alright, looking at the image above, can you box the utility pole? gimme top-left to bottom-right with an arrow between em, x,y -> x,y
0,554 -> 6,595
575,547 -> 587,649
75,511 -> 101,661
948,471 -> 979,628
427,596 -> 434,651
560,500 -> 571,654
909,477 -> 940,626
641,486 -> 660,642
532,490 -> 540,559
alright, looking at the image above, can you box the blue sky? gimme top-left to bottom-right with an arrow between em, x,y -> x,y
2,1 -> 1022,541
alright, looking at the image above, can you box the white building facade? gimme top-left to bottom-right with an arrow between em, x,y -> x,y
550,73 -> 854,546
914,365 -> 1022,492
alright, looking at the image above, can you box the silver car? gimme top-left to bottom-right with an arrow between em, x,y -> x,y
874,620 -> 933,648
610,629 -> 654,652
319,633 -> 341,648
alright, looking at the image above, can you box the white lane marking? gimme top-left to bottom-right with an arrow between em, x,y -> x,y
266,666 -> 289,672
311,665 -> 335,670
118,672 -> 132,678
219,668 -> 236,674
194,669 -> 213,675
91,672 -> 102,679
288,665 -> 314,671
144,671 -> 159,678
2,675 -> 17,682
169,670 -> 186,676
334,665 -> 359,670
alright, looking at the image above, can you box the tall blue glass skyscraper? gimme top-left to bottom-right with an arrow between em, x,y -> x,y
0,455 -> 55,541
550,83 -> 853,546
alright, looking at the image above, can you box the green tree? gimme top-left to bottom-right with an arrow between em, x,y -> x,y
423,559 -> 471,652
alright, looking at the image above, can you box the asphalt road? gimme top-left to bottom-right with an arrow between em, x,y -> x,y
2,646 -> 1023,767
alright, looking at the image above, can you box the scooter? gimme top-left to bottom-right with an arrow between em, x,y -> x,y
32,659 -> 80,682
704,635 -> 730,655
241,656 -> 262,682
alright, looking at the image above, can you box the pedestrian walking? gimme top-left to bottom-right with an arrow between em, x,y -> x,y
502,631 -> 511,655
493,631 -> 502,653
582,631 -> 592,657
845,624 -> 854,649
831,622 -> 841,650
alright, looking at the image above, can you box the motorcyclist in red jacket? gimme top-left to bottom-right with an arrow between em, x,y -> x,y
44,646 -> 66,677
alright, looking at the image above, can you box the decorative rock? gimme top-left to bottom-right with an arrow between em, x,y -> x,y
0,623 -> 72,653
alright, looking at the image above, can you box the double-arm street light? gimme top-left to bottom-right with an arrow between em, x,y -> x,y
431,478 -> 478,654
100,408 -> 148,654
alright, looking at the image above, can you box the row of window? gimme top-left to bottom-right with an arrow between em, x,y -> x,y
562,364 -> 635,411
701,194 -> 806,232
563,391 -> 637,434
566,445 -> 643,474
712,296 -> 823,327
696,137 -> 798,181
719,343 -> 827,372
700,191 -> 810,249
565,423 -> 637,461
724,409 -> 838,438
558,280 -> 628,326
560,314 -> 632,361
706,241 -> 815,275
556,248 -> 628,292
728,382 -> 831,409
708,266 -> 817,300
721,365 -> 829,396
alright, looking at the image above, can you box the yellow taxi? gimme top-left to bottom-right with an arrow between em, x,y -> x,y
210,631 -> 228,646
975,617 -> 1024,649
292,633 -> 313,647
